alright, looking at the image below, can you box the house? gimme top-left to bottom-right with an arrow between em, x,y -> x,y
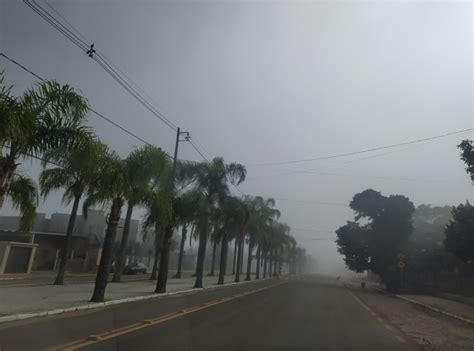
0,210 -> 139,273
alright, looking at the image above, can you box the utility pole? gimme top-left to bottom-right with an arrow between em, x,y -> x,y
155,127 -> 189,293
171,127 -> 189,181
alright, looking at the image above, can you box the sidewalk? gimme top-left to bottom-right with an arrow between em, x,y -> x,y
0,273 -> 256,317
342,276 -> 474,324
399,294 -> 474,323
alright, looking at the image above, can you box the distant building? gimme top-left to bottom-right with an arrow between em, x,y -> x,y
0,210 -> 139,272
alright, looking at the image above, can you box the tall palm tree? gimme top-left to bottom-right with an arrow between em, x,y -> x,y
245,196 -> 280,281
172,191 -> 200,279
39,138 -> 108,285
208,207 -> 224,276
112,145 -> 168,282
217,196 -> 248,285
141,184 -> 173,283
1,76 -> 89,230
183,157 -> 246,288
83,151 -> 127,303
155,161 -> 199,293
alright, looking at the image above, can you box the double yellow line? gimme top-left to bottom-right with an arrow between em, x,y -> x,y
46,282 -> 284,351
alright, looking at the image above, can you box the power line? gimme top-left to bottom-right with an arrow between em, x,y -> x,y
187,138 -> 209,162
244,194 -> 348,207
292,228 -> 335,233
0,52 -> 172,159
246,168 -> 453,184
23,0 -> 179,132
246,128 -> 473,167
300,238 -> 335,241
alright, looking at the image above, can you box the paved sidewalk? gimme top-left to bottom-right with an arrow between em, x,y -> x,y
0,273 -> 255,317
401,294 -> 474,322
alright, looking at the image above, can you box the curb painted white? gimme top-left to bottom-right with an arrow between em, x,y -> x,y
0,277 -> 274,325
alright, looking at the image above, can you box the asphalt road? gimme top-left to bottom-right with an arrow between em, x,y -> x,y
0,278 -> 418,351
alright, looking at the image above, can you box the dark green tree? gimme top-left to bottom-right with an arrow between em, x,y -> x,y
444,202 -> 474,262
336,189 -> 415,291
458,140 -> 474,181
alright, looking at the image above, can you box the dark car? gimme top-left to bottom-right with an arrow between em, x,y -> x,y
122,262 -> 148,275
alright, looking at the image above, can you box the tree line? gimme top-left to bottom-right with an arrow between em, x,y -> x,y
336,140 -> 474,292
0,75 -> 306,302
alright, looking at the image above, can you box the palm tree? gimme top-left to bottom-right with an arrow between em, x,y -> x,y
208,207 -> 224,276
1,76 -> 89,230
183,157 -> 246,288
155,161 -> 200,293
172,191 -> 200,279
141,185 -> 173,283
112,145 -> 168,283
217,196 -> 248,285
83,151 -> 127,303
39,138 -> 108,285
245,196 -> 280,281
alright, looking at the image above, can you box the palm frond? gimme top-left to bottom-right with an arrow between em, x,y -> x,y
39,167 -> 72,199
8,175 -> 38,232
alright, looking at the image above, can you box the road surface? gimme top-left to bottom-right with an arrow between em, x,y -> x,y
0,277 -> 418,350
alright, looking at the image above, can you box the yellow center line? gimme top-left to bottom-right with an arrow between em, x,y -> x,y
46,282 -> 285,351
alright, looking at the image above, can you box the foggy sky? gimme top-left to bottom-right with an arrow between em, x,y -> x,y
1,1 -> 472,275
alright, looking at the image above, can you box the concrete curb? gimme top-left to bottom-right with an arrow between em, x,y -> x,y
0,277 -> 274,325
394,294 -> 474,326
343,281 -> 474,327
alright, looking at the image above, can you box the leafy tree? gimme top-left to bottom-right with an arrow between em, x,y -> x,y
458,140 -> 474,181
0,75 -> 89,230
336,189 -> 415,291
39,138 -> 108,285
444,202 -> 474,262
182,157 -> 246,288
83,151 -> 127,303
112,145 -> 168,283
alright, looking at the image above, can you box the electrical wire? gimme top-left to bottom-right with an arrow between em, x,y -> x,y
0,52 -> 173,160
24,0 -> 179,132
246,128 -> 473,167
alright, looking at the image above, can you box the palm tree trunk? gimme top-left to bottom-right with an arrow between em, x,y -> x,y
269,250 -> 274,277
112,203 -> 133,283
217,231 -> 228,285
0,150 -> 17,208
278,248 -> 283,274
208,239 -> 217,276
150,231 -> 162,280
240,240 -> 244,272
232,241 -> 237,275
156,222 -> 174,293
245,239 -> 254,281
173,225 -> 187,279
255,246 -> 261,280
234,234 -> 243,282
194,211 -> 209,288
263,250 -> 267,278
90,198 -> 123,302
53,194 -> 81,285
273,249 -> 278,276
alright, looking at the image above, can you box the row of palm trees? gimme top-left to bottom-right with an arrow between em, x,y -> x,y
1,76 -> 305,302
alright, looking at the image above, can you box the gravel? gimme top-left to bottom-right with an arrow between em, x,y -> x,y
353,289 -> 474,351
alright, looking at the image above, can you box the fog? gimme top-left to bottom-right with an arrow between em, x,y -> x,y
1,1 -> 472,276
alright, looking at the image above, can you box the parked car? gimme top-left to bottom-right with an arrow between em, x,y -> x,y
122,262 -> 148,275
